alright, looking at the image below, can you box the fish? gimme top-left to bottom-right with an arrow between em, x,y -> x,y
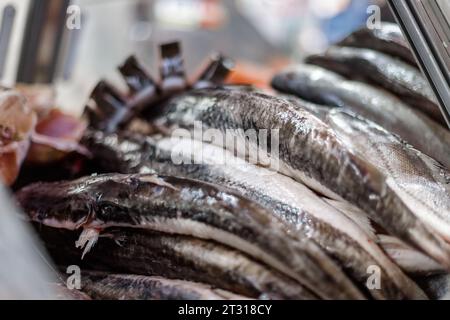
80,272 -> 249,300
337,22 -> 417,67
326,109 -> 450,242
82,130 -> 427,299
38,226 -> 318,300
147,88 -> 450,268
306,46 -> 445,125
17,173 -> 363,300
271,64 -> 450,168
378,235 -> 446,276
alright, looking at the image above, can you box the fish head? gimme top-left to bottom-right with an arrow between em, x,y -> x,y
15,176 -> 104,230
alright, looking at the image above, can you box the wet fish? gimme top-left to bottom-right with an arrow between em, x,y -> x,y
148,88 -> 450,267
326,109 -> 450,243
324,193 -> 445,276
17,173 -> 362,300
378,235 -> 445,276
38,226 -> 318,300
271,64 -> 450,168
337,22 -> 417,66
80,272 -> 249,300
83,130 -> 427,299
306,46 -> 445,124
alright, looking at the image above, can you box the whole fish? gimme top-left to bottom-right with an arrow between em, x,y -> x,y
17,173 -> 362,300
148,88 -> 450,267
38,226 -> 318,300
80,272 -> 249,300
306,46 -> 444,124
337,22 -> 417,66
326,109 -> 450,243
271,64 -> 450,168
83,130 -> 427,299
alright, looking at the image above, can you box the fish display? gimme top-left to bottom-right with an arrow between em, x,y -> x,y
10,27 -> 450,300
82,130 -> 426,299
17,173 -> 364,299
306,46 -> 444,124
337,22 -> 417,67
143,88 -> 450,268
271,64 -> 450,169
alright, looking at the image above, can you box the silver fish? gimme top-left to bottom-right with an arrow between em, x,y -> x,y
271,64 -> 450,168
326,109 -> 450,243
306,46 -> 445,124
378,235 -> 446,276
80,272 -> 250,300
149,88 -> 450,268
337,22 -> 417,66
18,173 -> 363,300
38,226 -> 318,300
82,130 -> 427,299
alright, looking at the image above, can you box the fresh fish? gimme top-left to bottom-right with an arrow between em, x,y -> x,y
83,130 -> 427,299
18,173 -> 363,300
326,109 -> 450,243
38,226 -> 318,300
378,235 -> 446,276
80,272 -> 249,300
324,194 -> 445,276
337,22 -> 417,66
271,64 -> 450,168
306,46 -> 445,124
148,88 -> 450,267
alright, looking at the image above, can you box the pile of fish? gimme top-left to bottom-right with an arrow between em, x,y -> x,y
10,24 -> 450,300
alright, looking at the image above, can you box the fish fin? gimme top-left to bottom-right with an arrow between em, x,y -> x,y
99,232 -> 127,247
378,235 -> 445,275
323,198 -> 377,240
134,174 -> 179,191
75,228 -> 100,259
416,151 -> 450,184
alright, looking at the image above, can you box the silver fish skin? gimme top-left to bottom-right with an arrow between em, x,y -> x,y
271,64 -> 450,168
150,88 -> 450,268
306,46 -> 444,125
18,173 -> 363,300
81,272 -> 249,300
40,227 -> 318,300
82,130 -> 427,299
378,235 -> 446,276
326,109 -> 450,243
337,22 -> 417,67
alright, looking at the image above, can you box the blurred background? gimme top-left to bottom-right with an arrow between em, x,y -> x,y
0,0 -> 394,113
